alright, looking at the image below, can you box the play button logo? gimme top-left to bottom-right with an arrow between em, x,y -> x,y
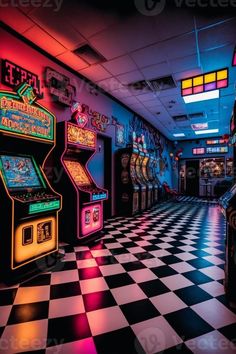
134,0 -> 166,16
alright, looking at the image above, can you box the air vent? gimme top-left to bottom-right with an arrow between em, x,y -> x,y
128,75 -> 176,92
189,112 -> 206,119
172,114 -> 189,122
73,44 -> 106,65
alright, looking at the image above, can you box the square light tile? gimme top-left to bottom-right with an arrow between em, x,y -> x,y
185,330 -> 236,354
151,292 -> 187,315
161,274 -> 194,291
199,281 -> 225,297
132,316 -> 183,354
51,270 -> 79,285
192,298 -> 236,329
99,264 -> 125,276
80,277 -> 109,294
49,295 -> 85,318
46,338 -> 97,354
14,286 -> 50,304
76,259 -> 97,269
0,305 -> 12,326
87,306 -> 129,336
111,284 -> 147,305
176,253 -> 197,261
199,266 -> 225,281
170,262 -> 196,274
90,249 -> 112,257
129,269 -> 157,283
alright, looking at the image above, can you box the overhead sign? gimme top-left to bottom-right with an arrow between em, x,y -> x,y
0,83 -> 54,141
1,59 -> 43,98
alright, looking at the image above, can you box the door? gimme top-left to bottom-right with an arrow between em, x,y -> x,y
88,135 -> 112,219
185,160 -> 199,196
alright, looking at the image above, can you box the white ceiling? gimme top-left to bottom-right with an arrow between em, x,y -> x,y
1,2 -> 236,140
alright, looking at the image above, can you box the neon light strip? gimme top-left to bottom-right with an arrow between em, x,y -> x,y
181,68 -> 228,96
29,200 -> 60,214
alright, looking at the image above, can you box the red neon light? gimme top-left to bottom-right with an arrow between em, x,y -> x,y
233,50 -> 236,66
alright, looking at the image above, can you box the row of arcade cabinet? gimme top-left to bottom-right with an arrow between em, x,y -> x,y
116,142 -> 161,216
0,84 -> 107,283
219,106 -> 236,308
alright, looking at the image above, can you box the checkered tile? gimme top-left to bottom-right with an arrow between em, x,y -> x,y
0,201 -> 235,353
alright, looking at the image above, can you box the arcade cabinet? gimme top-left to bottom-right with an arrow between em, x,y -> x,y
141,151 -> 153,208
147,154 -> 159,204
135,148 -> 147,211
0,84 -> 62,283
219,107 -> 236,307
116,144 -> 140,216
52,118 -> 108,244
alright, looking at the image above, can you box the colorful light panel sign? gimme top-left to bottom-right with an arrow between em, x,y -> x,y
181,68 -> 228,96
0,84 -> 54,141
192,148 -> 205,155
206,139 -> 226,145
67,123 -> 96,148
206,147 -> 228,154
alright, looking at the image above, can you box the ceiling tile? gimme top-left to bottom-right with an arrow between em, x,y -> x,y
153,9 -> 194,41
173,68 -> 202,81
79,65 -> 112,82
23,25 -> 66,56
131,42 -> 167,68
121,96 -> 140,105
201,44 -> 235,73
164,33 -> 197,60
0,8 -> 34,34
97,78 -> 122,92
116,70 -> 144,85
136,92 -> 158,102
198,18 -> 236,51
170,54 -> 199,74
110,88 -> 133,99
56,51 -> 88,71
141,62 -> 171,80
29,8 -> 85,50
102,55 -> 137,76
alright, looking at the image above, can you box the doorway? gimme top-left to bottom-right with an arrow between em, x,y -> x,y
185,160 -> 199,196
88,134 -> 112,219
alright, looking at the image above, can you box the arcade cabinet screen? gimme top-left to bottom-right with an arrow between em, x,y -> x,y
64,160 -> 91,186
0,155 -> 42,189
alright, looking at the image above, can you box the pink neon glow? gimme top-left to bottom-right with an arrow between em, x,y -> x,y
182,88 -> 193,96
81,203 -> 102,236
193,85 -> 204,94
217,79 -> 228,88
233,52 -> 236,66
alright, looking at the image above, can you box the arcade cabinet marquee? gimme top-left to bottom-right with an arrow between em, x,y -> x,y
0,83 -> 62,282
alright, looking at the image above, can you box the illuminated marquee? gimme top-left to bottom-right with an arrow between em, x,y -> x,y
67,123 -> 96,148
1,59 -> 43,97
181,68 -> 228,96
233,47 -> 236,66
0,84 -> 54,141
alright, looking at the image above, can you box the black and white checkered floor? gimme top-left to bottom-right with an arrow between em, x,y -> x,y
1,201 -> 236,354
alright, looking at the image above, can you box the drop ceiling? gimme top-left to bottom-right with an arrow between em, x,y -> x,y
0,1 -> 236,140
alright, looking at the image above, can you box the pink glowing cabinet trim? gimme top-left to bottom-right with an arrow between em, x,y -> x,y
81,203 -> 103,236
60,121 -> 108,239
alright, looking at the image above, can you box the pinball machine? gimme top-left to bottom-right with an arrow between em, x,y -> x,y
147,154 -> 159,204
116,144 -> 140,216
52,120 -> 108,243
141,151 -> 153,208
0,84 -> 62,283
